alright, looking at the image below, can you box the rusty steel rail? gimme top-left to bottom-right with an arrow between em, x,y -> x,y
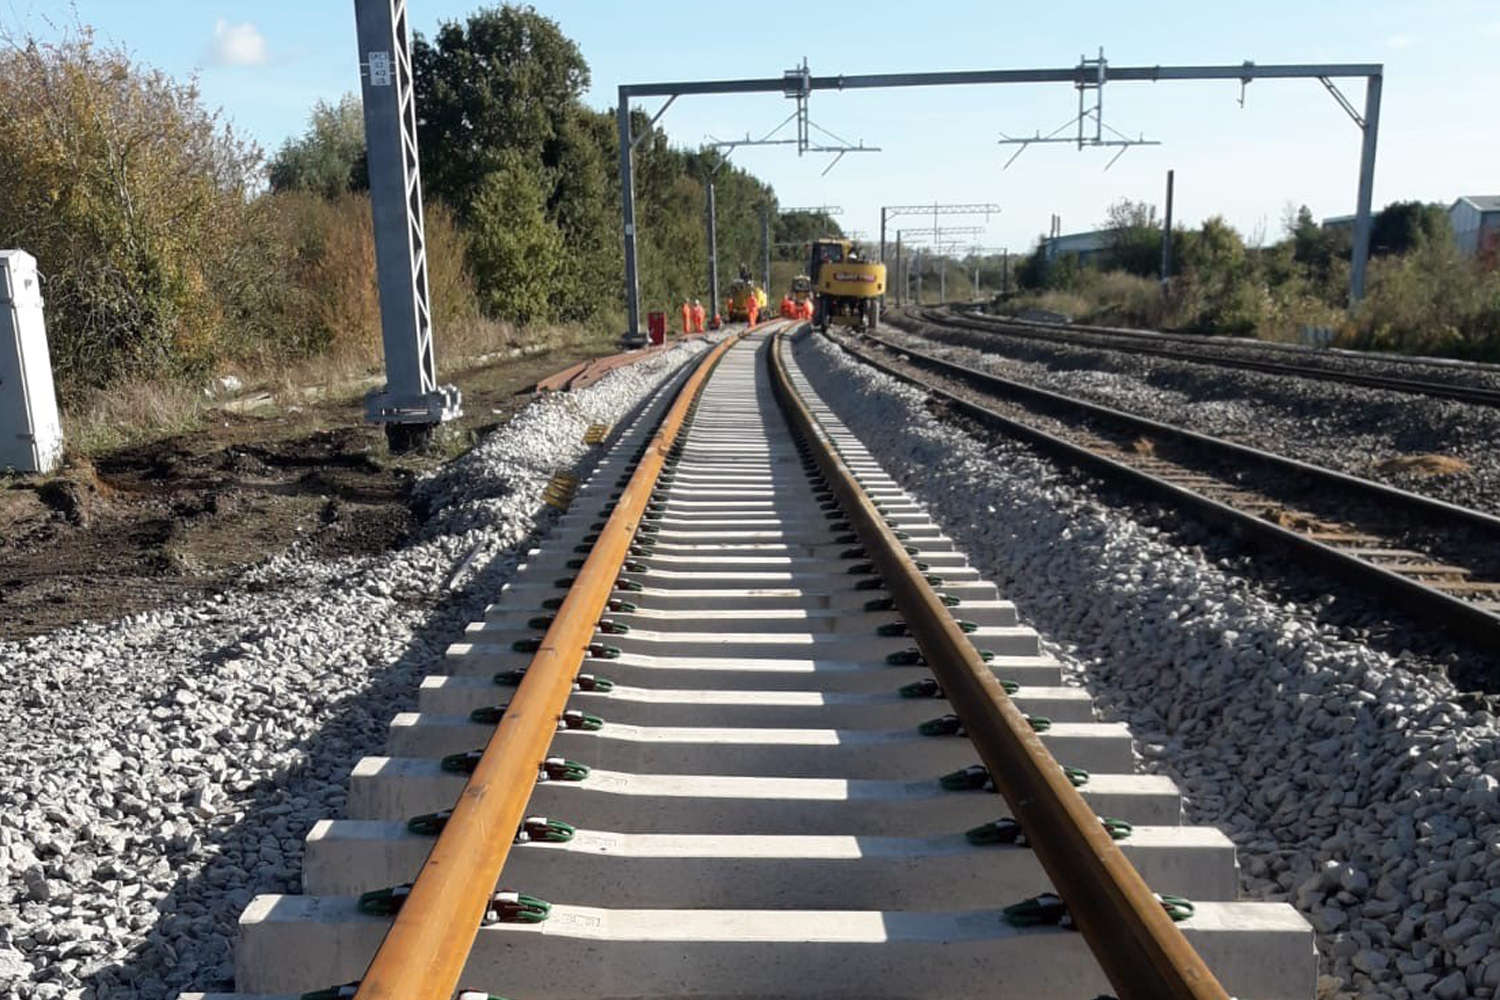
352,328 -> 752,1000
767,327 -> 1230,1000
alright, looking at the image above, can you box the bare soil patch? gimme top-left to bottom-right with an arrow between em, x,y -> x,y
0,344 -> 608,640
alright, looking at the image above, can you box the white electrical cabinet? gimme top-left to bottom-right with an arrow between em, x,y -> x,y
0,250 -> 63,474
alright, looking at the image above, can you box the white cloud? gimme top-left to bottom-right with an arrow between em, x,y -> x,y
1384,34 -> 1417,50
207,18 -> 268,67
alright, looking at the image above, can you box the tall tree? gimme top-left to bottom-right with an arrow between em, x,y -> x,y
268,94 -> 366,199
1102,198 -> 1162,278
412,4 -> 589,212
1370,201 -> 1452,256
467,152 -> 564,325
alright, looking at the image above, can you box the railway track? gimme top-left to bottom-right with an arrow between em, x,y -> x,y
913,305 -> 1500,409
190,321 -> 1313,1000
831,327 -> 1500,650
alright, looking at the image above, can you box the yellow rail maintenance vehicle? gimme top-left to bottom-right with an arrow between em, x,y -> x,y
809,237 -> 885,331
725,277 -> 768,322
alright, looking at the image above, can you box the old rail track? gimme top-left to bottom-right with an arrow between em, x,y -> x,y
192,321 -> 1314,1000
832,326 -> 1500,650
915,305 -> 1500,409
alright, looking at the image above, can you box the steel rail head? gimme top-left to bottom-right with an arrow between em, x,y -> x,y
765,327 -> 1229,1000
351,327 -> 760,1000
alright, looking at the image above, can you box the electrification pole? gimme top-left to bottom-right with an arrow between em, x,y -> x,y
705,181 -> 720,324
1161,169 -> 1175,291
895,231 -> 903,307
353,0 -> 461,450
761,204 -> 771,293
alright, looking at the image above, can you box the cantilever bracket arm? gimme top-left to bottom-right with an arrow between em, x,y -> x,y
1318,76 -> 1365,128
630,94 -> 679,152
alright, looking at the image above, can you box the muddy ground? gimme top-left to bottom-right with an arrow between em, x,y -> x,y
0,346 -> 608,641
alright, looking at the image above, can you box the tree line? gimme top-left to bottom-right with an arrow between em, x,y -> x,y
1014,198 -> 1500,358
0,5 -> 820,402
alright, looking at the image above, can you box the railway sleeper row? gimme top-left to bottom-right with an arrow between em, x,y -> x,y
186,327 -> 1315,1000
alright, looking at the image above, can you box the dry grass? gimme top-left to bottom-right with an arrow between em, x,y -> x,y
1375,454 -> 1472,477
58,315 -> 616,456
62,380 -> 210,454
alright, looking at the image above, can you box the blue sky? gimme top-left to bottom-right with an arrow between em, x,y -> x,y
12,0 -> 1500,253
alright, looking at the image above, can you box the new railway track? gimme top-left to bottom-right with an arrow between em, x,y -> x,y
831,326 -> 1500,651
187,320 -> 1315,1000
913,305 -> 1500,409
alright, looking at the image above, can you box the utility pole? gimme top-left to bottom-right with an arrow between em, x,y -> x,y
915,249 -> 922,305
705,181 -> 719,323
352,0 -> 461,450
1161,168 -> 1175,292
761,204 -> 771,293
894,231 -> 903,307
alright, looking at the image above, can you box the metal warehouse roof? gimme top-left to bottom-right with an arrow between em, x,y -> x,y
1454,195 -> 1500,213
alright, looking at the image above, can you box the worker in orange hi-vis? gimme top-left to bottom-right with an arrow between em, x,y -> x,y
680,299 -> 692,334
781,295 -> 795,318
746,296 -> 759,326
690,299 -> 705,333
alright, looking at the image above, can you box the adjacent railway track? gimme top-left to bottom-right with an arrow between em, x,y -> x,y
912,305 -> 1500,408
199,321 -> 1315,1000
830,327 -> 1500,650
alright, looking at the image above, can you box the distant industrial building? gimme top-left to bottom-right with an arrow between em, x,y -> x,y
1320,214 -> 1356,238
1041,229 -> 1109,266
1449,196 -> 1500,257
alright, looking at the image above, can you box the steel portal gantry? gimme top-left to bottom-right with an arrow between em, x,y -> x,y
615,56 -> 1382,340
353,0 -> 461,449
879,203 -> 1002,272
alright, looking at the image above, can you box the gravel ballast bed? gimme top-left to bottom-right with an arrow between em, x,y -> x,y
889,317 -> 1500,516
0,338 -> 712,1000
793,330 -> 1500,1000
982,313 -> 1500,391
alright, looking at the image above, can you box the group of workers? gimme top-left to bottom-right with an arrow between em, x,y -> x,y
678,287 -> 810,331
779,295 -> 813,320
678,299 -> 710,334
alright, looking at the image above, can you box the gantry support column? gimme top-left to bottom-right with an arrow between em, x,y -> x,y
353,0 -> 461,450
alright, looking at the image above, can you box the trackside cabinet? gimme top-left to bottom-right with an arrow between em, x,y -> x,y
0,250 -> 63,474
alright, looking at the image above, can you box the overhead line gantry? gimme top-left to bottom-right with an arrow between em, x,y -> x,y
614,55 -> 1382,342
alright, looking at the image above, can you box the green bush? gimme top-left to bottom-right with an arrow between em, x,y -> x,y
0,29 -> 269,397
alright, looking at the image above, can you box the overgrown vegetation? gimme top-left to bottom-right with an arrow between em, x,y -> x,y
0,4 -> 793,426
1010,197 -> 1500,358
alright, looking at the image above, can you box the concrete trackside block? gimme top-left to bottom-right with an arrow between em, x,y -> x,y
235,895 -> 1314,999
304,820 -> 1240,901
385,714 -> 1135,776
416,677 -> 1089,727
346,758 -> 1183,829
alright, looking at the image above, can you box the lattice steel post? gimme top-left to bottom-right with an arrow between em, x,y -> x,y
354,0 -> 461,450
